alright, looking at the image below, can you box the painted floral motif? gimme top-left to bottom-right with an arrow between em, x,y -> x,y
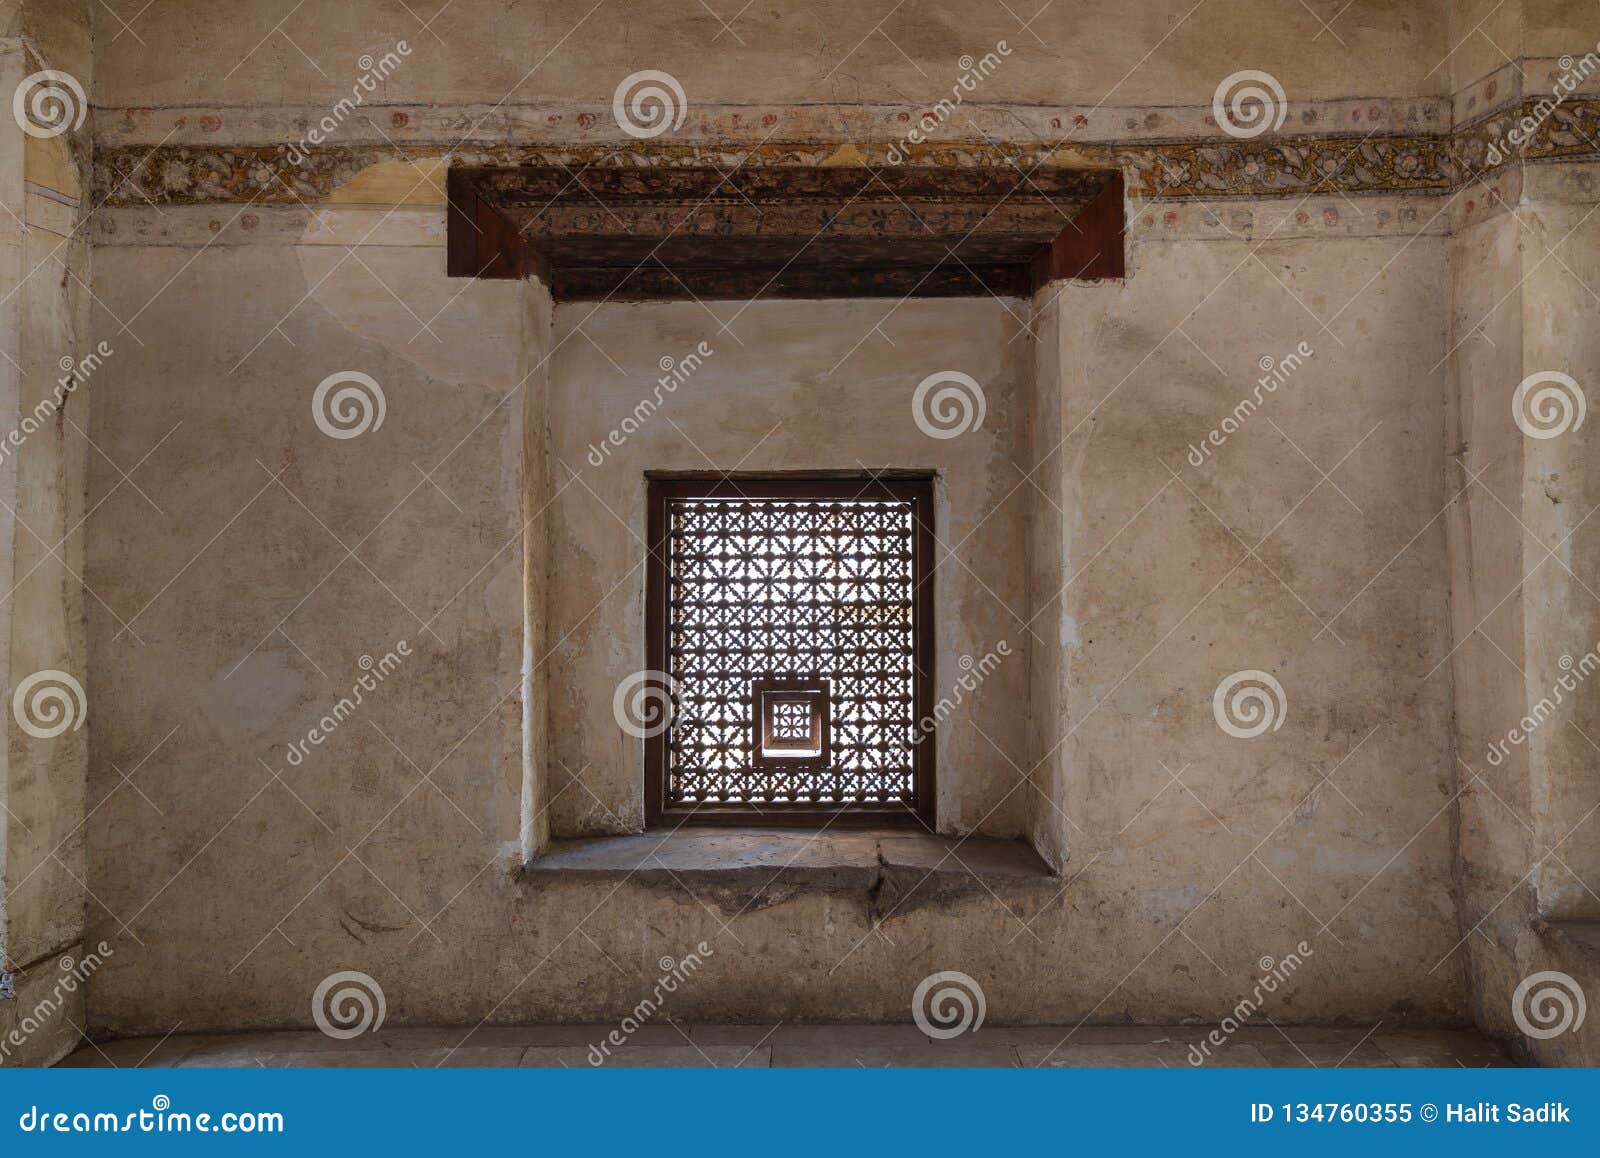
91,98 -> 1600,208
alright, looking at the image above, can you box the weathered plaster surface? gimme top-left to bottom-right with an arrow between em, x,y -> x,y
70,197 -> 1472,1034
1026,286 -> 1069,871
0,0 -> 1593,1063
1446,159 -> 1600,1064
90,0 -> 1448,110
0,1 -> 94,1067
1443,1 -> 1600,1049
1035,226 -> 1466,1020
82,233 -> 532,1035
1517,188 -> 1600,921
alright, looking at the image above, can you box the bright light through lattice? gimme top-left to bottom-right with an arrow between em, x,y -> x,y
664,497 -> 918,806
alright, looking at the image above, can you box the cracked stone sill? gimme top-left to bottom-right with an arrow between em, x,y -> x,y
520,828 -> 1054,911
1537,917 -> 1600,956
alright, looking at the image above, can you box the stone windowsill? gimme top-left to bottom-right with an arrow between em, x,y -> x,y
1538,917 -> 1600,956
521,827 -> 1054,905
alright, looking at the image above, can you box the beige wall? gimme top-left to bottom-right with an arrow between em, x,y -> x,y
1446,176 -> 1529,1047
90,0 -> 1448,111
0,0 -> 1594,1060
1033,208 -> 1465,1019
1519,188 -> 1600,921
1026,286 -> 1070,870
1437,0 -> 1600,1067
0,0 -> 95,1068
73,192 -> 1471,1033
1446,160 -> 1600,1064
80,224 -> 535,1034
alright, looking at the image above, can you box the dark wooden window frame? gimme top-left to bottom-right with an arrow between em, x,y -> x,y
645,471 -> 937,829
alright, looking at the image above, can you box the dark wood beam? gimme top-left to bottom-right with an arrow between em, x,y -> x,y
446,164 -> 1124,298
553,262 -> 1033,300
445,167 -> 546,281
1033,169 -> 1125,288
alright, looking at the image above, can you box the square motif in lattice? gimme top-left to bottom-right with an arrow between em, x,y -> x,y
771,701 -> 812,739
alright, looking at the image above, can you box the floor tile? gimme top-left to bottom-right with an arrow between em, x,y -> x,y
691,1023 -> 933,1046
521,1045 -> 769,1068
56,1035 -> 223,1068
770,1043 -> 1020,1067
1018,1043 -> 1270,1067
431,1048 -> 528,1068
164,1031 -> 430,1065
686,1024 -> 787,1045
1374,1030 -> 1516,1067
1222,1025 -> 1387,1045
180,1047 -> 525,1068
417,1024 -> 687,1048
974,1026 -> 1189,1046
1252,1042 -> 1396,1068
56,1025 -> 1517,1070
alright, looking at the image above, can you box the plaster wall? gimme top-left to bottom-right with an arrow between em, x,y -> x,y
1026,286 -> 1069,870
81,221 -> 536,1035
1031,208 -> 1465,1020
1446,162 -> 1600,1065
5,0 -> 1593,1055
90,0 -> 1448,110
72,187 -> 1471,1034
0,0 -> 95,1067
1440,3 -> 1600,1065
1446,183 -> 1529,1048
1517,183 -> 1600,920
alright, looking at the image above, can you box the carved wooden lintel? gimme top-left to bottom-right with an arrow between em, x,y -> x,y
446,163 -> 1123,298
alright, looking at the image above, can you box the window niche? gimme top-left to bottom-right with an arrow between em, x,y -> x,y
535,295 -> 1043,864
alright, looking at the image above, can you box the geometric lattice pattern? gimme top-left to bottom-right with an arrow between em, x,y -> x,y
665,497 -> 917,807
770,701 -> 812,739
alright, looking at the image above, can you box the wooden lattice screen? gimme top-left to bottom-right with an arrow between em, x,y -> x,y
645,475 -> 935,827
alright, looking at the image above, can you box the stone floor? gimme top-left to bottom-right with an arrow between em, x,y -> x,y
59,1025 -> 1517,1067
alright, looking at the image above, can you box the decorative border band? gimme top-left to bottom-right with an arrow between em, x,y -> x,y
94,97 -> 1450,149
89,97 -> 1600,208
